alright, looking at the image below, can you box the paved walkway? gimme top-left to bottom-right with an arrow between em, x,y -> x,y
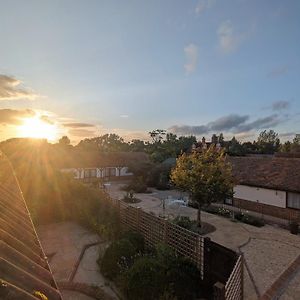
106,183 -> 300,300
37,222 -> 119,300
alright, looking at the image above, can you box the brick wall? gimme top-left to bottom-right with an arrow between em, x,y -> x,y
233,198 -> 300,222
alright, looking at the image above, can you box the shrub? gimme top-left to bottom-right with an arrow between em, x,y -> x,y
124,176 -> 148,193
155,244 -> 201,300
123,257 -> 165,300
99,239 -> 136,280
172,216 -> 193,231
234,212 -> 264,227
121,231 -> 145,253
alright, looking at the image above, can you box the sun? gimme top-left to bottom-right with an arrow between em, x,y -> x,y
19,117 -> 57,141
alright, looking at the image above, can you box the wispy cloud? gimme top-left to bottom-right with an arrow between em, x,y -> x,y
68,128 -> 97,137
120,114 -> 129,118
63,122 -> 95,128
169,113 -> 284,136
195,0 -> 215,14
209,114 -> 249,131
0,109 -> 36,125
184,43 -> 199,74
271,100 -> 290,111
267,65 -> 289,78
0,75 -> 38,101
217,20 -> 241,54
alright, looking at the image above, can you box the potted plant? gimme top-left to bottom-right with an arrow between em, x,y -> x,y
289,221 -> 299,235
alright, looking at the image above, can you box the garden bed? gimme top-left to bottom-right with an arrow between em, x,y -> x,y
203,206 -> 265,227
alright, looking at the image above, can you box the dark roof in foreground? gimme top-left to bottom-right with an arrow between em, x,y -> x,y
0,152 -> 62,300
229,156 -> 300,193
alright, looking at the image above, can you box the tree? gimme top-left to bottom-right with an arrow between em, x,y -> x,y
257,130 -> 280,154
59,136 -> 70,146
148,129 -> 166,143
291,134 -> 300,152
171,146 -> 234,227
280,141 -> 291,153
228,136 -> 245,156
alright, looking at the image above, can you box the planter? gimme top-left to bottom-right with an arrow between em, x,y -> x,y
289,222 -> 299,235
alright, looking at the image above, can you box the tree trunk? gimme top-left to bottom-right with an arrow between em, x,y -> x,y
197,204 -> 202,228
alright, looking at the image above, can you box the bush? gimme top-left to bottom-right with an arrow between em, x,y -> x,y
121,231 -> 145,253
172,216 -> 193,231
123,257 -> 165,300
124,176 -> 148,193
234,212 -> 264,227
99,239 -> 136,280
155,244 -> 201,300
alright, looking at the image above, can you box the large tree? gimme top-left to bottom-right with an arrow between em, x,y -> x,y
257,130 -> 280,154
171,146 -> 234,227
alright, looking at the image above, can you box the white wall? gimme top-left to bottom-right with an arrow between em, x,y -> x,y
234,185 -> 286,208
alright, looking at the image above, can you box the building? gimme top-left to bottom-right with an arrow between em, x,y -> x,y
229,156 -> 300,222
60,151 -> 149,183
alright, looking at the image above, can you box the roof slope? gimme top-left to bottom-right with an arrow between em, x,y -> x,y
0,152 -> 62,300
229,156 -> 300,193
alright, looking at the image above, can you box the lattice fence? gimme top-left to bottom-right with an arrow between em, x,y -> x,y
116,200 -> 243,299
225,255 -> 243,300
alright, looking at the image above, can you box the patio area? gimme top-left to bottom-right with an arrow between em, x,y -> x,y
106,182 -> 300,300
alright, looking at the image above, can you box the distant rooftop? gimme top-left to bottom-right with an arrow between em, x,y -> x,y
0,152 -> 62,300
230,156 -> 300,193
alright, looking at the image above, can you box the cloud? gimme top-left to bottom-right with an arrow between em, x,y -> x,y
209,114 -> 249,131
271,100 -> 290,111
195,0 -> 215,14
63,122 -> 95,128
168,114 -> 284,136
0,75 -> 37,101
217,20 -> 241,54
120,114 -> 129,118
184,44 -> 199,74
40,115 -> 55,124
279,132 -> 296,138
267,65 -> 288,78
168,124 -> 209,135
68,128 -> 97,137
0,109 -> 36,125
235,114 -> 281,132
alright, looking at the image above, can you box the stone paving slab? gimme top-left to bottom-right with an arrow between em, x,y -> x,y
37,222 -> 101,282
61,290 -> 96,300
74,244 -> 118,299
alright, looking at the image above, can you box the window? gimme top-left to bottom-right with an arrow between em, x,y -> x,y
84,169 -> 90,178
225,198 -> 233,205
90,169 -> 97,177
287,192 -> 300,209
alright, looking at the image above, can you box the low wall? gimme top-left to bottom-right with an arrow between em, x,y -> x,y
233,198 -> 300,222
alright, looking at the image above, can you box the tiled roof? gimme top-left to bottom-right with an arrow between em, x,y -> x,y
229,156 -> 300,193
0,152 -> 62,300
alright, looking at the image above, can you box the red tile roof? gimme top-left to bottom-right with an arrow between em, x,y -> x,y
229,156 -> 300,193
0,152 -> 62,300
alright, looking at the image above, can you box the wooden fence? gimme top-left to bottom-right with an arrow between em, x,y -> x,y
115,200 -> 243,299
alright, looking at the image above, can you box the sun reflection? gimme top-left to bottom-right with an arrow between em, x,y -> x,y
18,117 -> 57,141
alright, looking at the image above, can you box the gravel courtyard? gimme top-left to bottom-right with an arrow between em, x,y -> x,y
107,182 -> 300,300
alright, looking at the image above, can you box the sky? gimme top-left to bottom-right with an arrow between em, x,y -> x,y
0,0 -> 299,144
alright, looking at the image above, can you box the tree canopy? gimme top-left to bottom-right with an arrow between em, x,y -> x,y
171,146 -> 234,225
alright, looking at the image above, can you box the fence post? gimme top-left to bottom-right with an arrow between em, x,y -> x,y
136,207 -> 141,231
163,219 -> 168,244
204,237 -> 211,283
213,282 -> 225,300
